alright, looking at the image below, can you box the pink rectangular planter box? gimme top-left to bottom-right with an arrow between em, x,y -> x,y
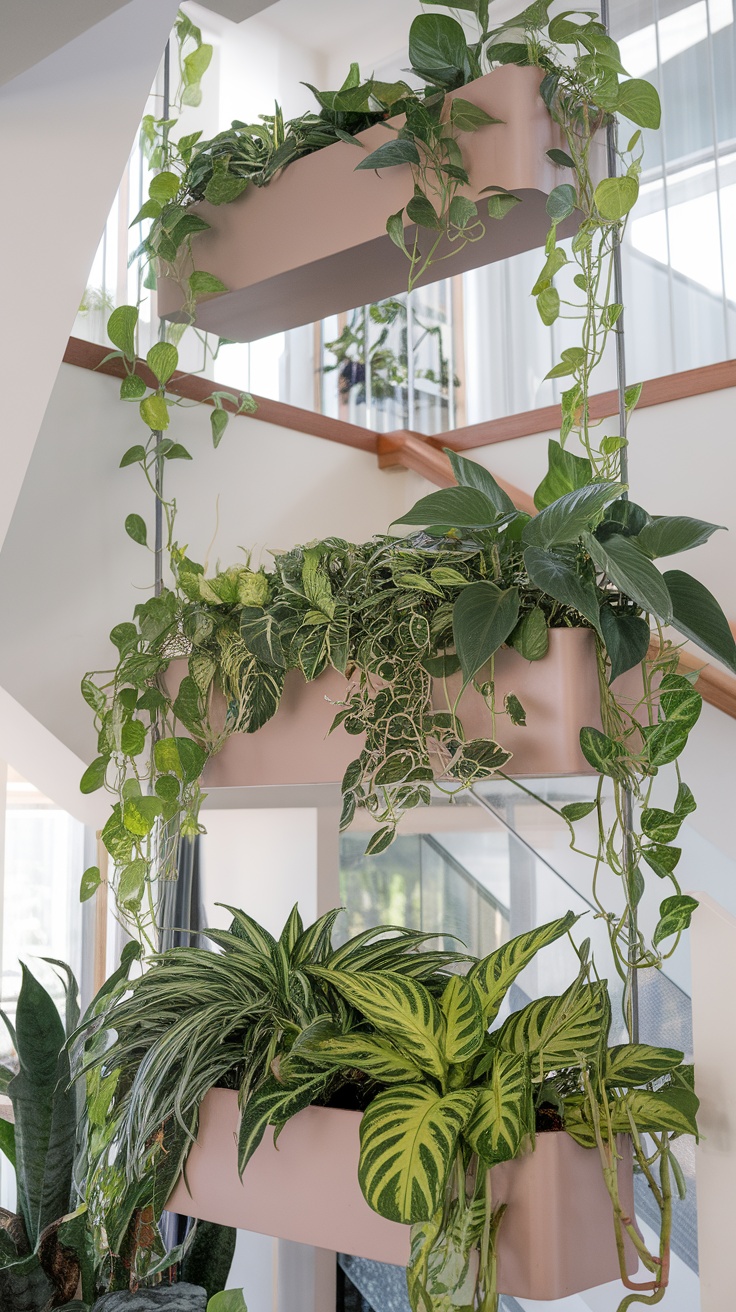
158,66 -> 580,342
167,1089 -> 637,1301
196,626 -> 602,789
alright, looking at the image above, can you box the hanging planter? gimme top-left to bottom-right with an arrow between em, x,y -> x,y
167,626 -> 601,790
157,66 -> 581,343
166,1089 -> 638,1300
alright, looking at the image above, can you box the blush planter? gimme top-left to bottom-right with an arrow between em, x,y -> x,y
158,66 -> 583,342
167,1089 -> 638,1300
170,626 -> 602,790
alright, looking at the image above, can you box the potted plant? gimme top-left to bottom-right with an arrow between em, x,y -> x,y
0,955 -> 240,1310
82,905 -> 697,1310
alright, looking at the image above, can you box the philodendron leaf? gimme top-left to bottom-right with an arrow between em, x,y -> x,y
440,975 -> 484,1063
464,1050 -> 532,1166
623,1085 -> 699,1137
408,13 -> 469,85
523,546 -> 602,632
358,1084 -> 476,1223
523,482 -> 624,548
392,485 -> 502,529
107,305 -> 138,359
468,911 -> 578,1027
664,570 -> 736,673
452,582 -> 520,680
635,516 -> 724,559
310,969 -> 447,1079
585,531 -> 673,623
533,440 -> 592,511
356,138 -> 421,170
507,607 -> 549,661
599,606 -> 651,682
579,726 -> 625,778
445,449 -> 517,515
594,174 -> 639,221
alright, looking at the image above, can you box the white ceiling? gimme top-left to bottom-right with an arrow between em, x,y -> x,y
0,0 -> 134,86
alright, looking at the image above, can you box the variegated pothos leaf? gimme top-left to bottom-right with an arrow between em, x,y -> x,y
358,1084 -> 477,1223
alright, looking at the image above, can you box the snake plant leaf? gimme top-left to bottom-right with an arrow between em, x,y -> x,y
464,1050 -> 533,1166
495,977 -> 610,1075
605,1044 -> 684,1087
453,582 -> 520,680
180,1220 -> 237,1301
0,1251 -> 56,1310
522,482 -> 624,548
584,532 -> 673,622
440,976 -> 484,1063
468,911 -> 579,1027
445,450 -> 517,515
664,569 -> 736,673
9,965 -> 77,1248
293,1020 -> 426,1084
310,969 -> 447,1079
358,1085 -> 477,1223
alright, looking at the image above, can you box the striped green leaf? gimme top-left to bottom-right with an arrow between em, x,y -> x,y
465,1050 -> 533,1166
440,976 -> 484,1064
358,1085 -> 477,1223
495,977 -> 609,1075
237,1074 -> 326,1174
468,912 -> 579,1026
310,968 -> 447,1079
293,1020 -> 425,1084
605,1043 -> 683,1087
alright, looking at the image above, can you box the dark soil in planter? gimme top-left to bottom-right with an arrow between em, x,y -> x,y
535,1104 -> 565,1133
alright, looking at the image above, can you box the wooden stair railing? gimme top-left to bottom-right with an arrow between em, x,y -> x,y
63,335 -> 736,721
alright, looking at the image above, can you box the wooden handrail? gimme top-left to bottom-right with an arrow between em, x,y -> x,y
63,334 -> 736,719
377,430 -> 535,513
433,357 -> 736,452
63,337 -> 376,453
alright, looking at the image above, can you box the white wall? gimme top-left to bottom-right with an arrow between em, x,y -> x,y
0,0 -> 180,558
0,363 -> 409,763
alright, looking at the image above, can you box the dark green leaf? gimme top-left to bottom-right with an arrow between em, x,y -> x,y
546,183 -> 577,221
453,582 -> 520,680
664,570 -> 736,672
641,808 -> 682,844
507,607 -> 549,661
211,407 -> 229,447
450,98 -> 500,132
189,270 -> 229,296
407,193 -> 441,229
523,546 -> 602,631
393,485 -> 502,529
600,607 -> 651,681
409,13 -> 469,84
486,189 -> 522,219
636,516 -> 723,559
119,444 -> 146,467
534,441 -> 592,511
547,148 -> 575,167
80,757 -> 107,794
523,482 -> 624,548
356,138 -> 421,170
579,726 -> 624,778
445,449 -> 517,514
561,800 -> 597,822
585,532 -> 673,622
